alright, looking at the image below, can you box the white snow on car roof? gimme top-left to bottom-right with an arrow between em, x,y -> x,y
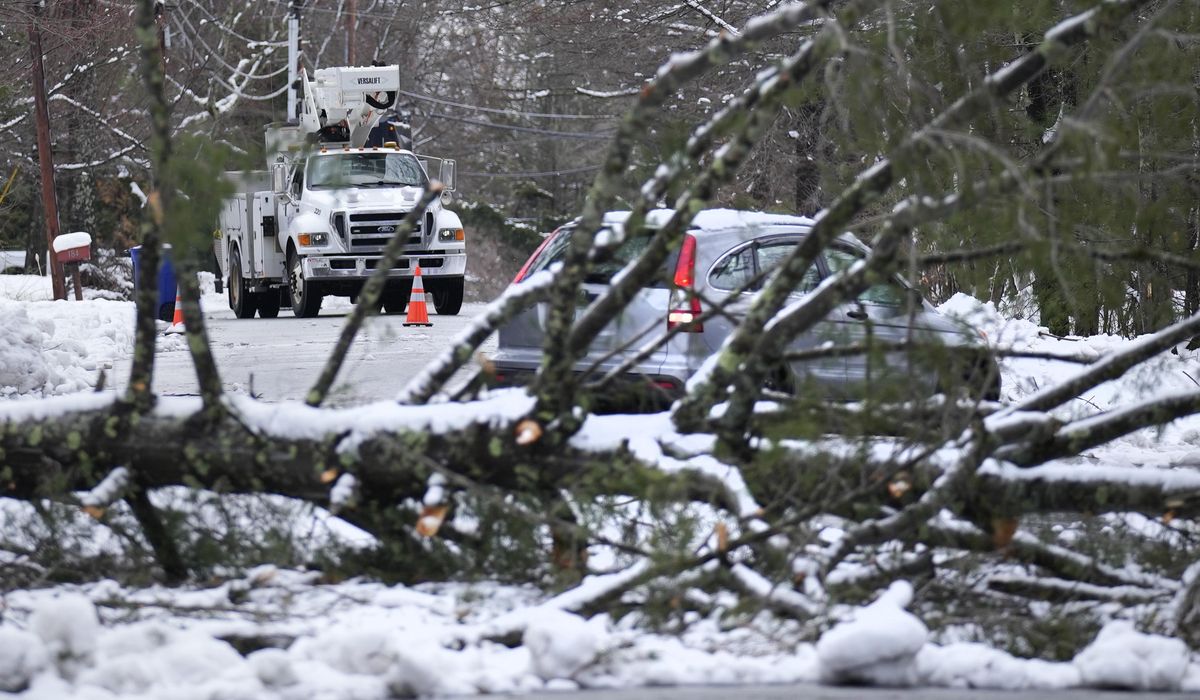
601,208 -> 814,231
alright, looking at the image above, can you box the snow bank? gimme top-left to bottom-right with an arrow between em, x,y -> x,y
1,574 -> 1197,697
29,594 -> 100,665
940,292 -> 1200,421
0,629 -> 46,693
0,271 -> 227,397
0,306 -> 54,394
917,643 -> 1080,690
524,609 -> 606,680
1074,620 -> 1191,691
816,581 -> 926,686
0,572 -> 816,698
0,277 -> 135,396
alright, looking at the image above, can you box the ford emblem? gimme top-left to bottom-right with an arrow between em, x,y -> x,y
379,225 -> 396,233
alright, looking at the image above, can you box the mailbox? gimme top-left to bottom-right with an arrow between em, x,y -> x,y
53,232 -> 92,263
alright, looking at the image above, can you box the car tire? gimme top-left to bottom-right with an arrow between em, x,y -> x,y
228,247 -> 258,319
288,248 -> 323,318
432,277 -> 463,316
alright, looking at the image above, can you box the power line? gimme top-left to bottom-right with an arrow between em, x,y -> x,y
397,89 -> 617,121
262,0 -> 406,24
429,112 -> 614,141
461,165 -> 602,179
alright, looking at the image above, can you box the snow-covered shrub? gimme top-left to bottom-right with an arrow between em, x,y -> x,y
79,248 -> 134,301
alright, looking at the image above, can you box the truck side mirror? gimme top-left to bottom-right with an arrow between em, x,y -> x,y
272,163 -> 288,196
440,159 -> 456,192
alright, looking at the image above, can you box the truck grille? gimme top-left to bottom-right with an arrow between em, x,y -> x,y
347,212 -> 423,252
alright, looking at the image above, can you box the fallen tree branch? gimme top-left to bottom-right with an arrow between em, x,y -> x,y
987,574 -> 1171,604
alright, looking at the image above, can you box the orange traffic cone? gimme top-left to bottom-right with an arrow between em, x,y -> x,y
165,288 -> 185,334
403,265 -> 433,327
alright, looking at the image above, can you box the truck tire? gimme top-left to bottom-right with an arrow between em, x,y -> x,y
432,277 -> 464,316
382,284 -> 409,315
257,290 -> 281,318
287,249 -> 323,318
228,248 -> 258,319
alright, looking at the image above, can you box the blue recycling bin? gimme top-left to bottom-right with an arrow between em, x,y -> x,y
129,244 -> 176,322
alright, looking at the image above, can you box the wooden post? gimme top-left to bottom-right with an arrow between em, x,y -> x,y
71,266 -> 83,300
28,4 -> 67,301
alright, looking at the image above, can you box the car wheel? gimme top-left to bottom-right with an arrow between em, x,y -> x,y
228,247 -> 257,319
432,277 -> 463,316
288,248 -> 323,318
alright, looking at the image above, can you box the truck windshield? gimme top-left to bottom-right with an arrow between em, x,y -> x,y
307,152 -> 428,190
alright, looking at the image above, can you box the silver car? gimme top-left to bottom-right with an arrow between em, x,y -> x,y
492,209 -> 999,407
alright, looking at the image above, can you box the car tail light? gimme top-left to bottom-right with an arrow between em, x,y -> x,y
667,234 -> 703,332
512,229 -> 559,283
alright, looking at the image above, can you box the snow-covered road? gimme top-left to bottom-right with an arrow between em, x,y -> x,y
111,298 -> 496,404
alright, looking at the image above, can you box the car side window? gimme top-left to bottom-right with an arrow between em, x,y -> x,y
756,242 -> 819,294
709,247 -> 755,290
823,247 -> 905,305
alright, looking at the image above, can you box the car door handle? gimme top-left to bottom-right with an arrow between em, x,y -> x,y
846,309 -> 868,320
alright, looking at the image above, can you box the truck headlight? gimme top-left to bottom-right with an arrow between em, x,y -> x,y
298,232 -> 328,246
438,228 -> 465,242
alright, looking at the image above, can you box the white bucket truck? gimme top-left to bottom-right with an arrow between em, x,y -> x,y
217,65 -> 465,318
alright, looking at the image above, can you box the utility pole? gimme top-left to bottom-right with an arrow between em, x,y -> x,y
346,0 -> 356,66
28,0 -> 66,301
287,0 -> 301,123
155,1 -> 168,68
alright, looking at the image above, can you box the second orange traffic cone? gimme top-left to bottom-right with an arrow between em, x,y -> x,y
403,265 -> 433,327
164,287 -> 185,334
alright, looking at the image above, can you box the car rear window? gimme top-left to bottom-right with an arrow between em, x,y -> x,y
523,224 -> 677,288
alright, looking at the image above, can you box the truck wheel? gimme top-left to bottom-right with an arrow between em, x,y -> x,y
288,249 -> 323,318
432,277 -> 463,316
257,290 -> 281,318
382,284 -> 409,315
228,248 -> 258,319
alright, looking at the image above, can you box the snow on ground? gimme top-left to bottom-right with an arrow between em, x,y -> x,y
0,574 -> 1196,697
0,282 -> 134,397
0,273 -> 229,397
5,279 -> 1200,695
940,293 -> 1200,475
